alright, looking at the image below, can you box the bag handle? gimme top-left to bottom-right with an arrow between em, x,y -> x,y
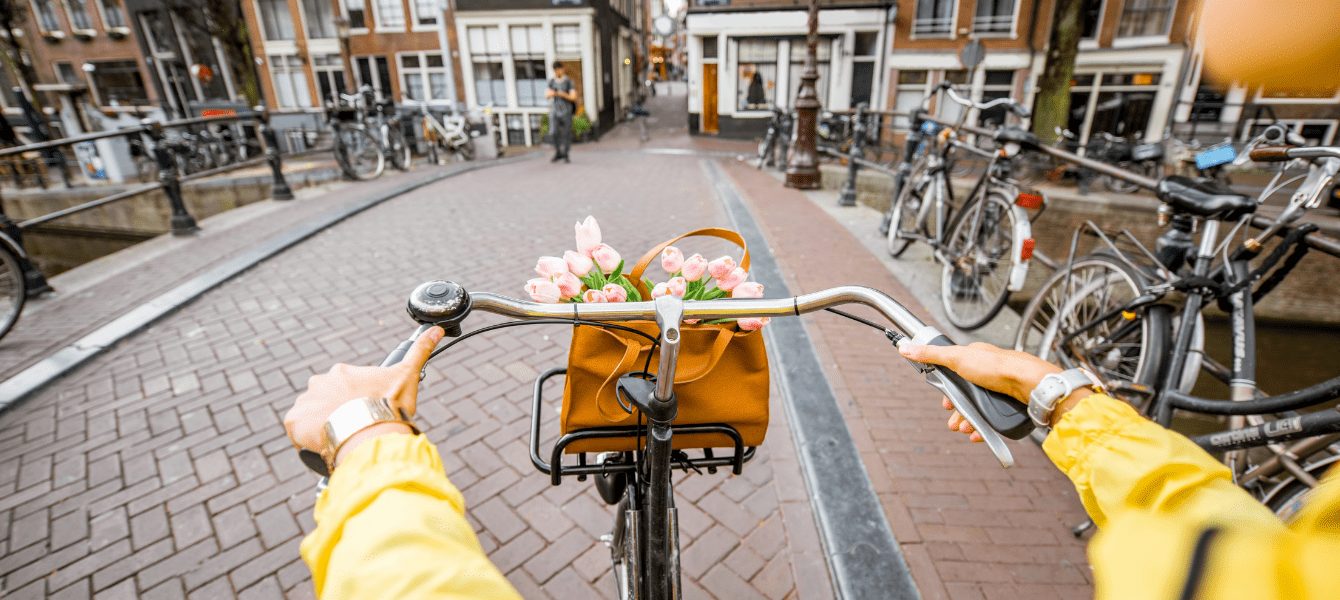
629,227 -> 751,298
668,327 -> 737,384
589,325 -> 738,422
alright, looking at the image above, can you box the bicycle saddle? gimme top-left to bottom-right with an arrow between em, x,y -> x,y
1156,176 -> 1256,219
993,127 -> 1039,150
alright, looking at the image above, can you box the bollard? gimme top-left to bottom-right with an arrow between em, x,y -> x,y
142,120 -> 199,236
256,107 -> 295,200
838,103 -> 868,207
0,198 -> 52,296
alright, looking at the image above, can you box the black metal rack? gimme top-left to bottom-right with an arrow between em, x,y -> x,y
528,367 -> 757,486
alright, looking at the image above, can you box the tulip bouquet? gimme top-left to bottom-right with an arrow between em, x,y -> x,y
524,216 -> 769,331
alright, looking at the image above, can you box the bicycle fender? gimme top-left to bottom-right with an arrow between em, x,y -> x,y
1007,203 -> 1032,292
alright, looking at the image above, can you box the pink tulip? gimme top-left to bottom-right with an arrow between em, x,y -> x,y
564,250 -> 594,276
661,246 -> 685,273
667,276 -> 687,297
601,284 -> 628,302
555,272 -> 583,299
651,282 -> 669,298
738,317 -> 770,331
681,254 -> 708,282
707,256 -> 737,280
575,216 -> 602,256
732,281 -> 764,298
525,278 -> 562,303
535,256 -> 568,279
591,244 -> 622,275
582,289 -> 607,303
715,267 -> 747,292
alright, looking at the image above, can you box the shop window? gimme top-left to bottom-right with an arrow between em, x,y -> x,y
511,25 -> 546,107
258,0 -> 295,41
786,36 -> 834,108
1117,0 -> 1175,38
974,0 -> 1015,34
88,60 -> 150,106
913,0 -> 955,37
304,0 -> 337,39
468,26 -> 506,106
736,38 -> 778,111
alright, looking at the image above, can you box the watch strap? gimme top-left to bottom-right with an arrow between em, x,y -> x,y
1028,369 -> 1102,428
298,397 -> 419,476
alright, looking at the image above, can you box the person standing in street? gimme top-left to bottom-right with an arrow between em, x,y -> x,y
546,62 -> 578,163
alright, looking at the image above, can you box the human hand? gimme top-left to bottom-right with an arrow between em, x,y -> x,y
898,342 -> 1061,443
284,326 -> 444,464
545,89 -> 555,99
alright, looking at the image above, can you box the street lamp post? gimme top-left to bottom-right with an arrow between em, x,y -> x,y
785,0 -> 821,189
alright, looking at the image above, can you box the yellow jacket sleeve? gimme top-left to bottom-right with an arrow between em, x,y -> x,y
300,433 -> 522,600
1042,394 -> 1340,599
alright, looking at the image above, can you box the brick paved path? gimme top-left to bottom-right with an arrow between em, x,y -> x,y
0,124 -> 826,597
721,161 -> 1094,600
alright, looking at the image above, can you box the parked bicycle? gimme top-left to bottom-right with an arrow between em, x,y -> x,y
1012,124 -> 1340,520
884,82 -> 1044,330
355,281 -> 1033,599
370,92 -> 412,172
755,106 -> 792,170
410,101 -> 476,163
328,92 -> 386,181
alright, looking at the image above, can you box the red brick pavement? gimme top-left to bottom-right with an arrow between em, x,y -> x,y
0,146 -> 828,598
720,160 -> 1095,600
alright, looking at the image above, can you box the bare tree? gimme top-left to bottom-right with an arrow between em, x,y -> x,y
1032,0 -> 1084,145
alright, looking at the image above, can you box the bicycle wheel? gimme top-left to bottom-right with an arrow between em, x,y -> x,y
0,243 -> 28,340
337,128 -> 385,180
939,191 -> 1017,330
1263,452 -> 1340,522
756,132 -> 774,169
1013,252 -> 1167,390
387,126 -> 412,171
607,495 -> 639,600
886,163 -> 930,258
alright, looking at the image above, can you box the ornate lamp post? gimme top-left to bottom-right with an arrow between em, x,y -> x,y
334,16 -> 353,97
785,0 -> 821,189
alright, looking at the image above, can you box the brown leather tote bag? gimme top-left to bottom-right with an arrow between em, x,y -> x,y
560,228 -> 770,453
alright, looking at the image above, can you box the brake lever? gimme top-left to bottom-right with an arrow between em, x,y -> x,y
920,367 -> 1016,468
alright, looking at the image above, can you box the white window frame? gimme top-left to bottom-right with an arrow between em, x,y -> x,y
971,0 -> 1019,38
63,0 -> 97,35
341,0 -> 369,33
408,0 -> 438,31
1079,0 -> 1105,50
267,53 -> 312,108
312,54 -> 347,103
370,0 -> 405,33
300,0 -> 339,40
352,55 -> 392,97
93,0 -> 129,32
1113,0 -> 1176,43
911,0 -> 958,40
255,0 -> 297,42
30,0 -> 66,35
1252,85 -> 1340,105
396,51 -> 451,104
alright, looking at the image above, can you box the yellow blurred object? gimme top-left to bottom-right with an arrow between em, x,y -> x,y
1199,0 -> 1340,93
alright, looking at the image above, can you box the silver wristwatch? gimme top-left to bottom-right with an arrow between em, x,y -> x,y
298,397 -> 416,476
1028,368 -> 1103,429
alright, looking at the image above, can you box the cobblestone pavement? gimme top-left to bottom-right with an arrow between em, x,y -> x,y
0,98 -> 828,597
722,161 -> 1094,600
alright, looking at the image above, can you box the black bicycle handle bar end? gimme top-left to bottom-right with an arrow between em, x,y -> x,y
917,333 -> 1033,440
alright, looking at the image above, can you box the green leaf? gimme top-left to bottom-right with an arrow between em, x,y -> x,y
580,274 -> 598,290
705,288 -> 729,300
620,279 -> 639,302
703,318 -> 735,325
642,277 -> 656,292
611,259 -> 624,279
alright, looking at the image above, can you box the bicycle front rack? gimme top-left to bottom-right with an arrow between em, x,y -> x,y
529,367 -> 757,486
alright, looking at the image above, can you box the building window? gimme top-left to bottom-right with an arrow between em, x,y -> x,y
913,0 -> 955,37
1117,0 -> 1175,38
32,0 -> 62,31
893,70 -> 929,129
1081,0 -> 1103,39
344,0 -> 366,29
973,0 -> 1014,34
1259,84 -> 1339,101
554,24 -> 581,56
735,39 -> 777,111
88,60 -> 149,106
55,62 -> 81,84
850,31 -> 878,107
400,52 -> 449,102
99,0 -> 126,28
353,55 -> 393,97
511,25 -> 546,107
313,55 -> 347,103
373,0 -> 404,30
468,26 -> 506,106
67,0 -> 95,30
269,55 -> 311,107
258,0 -> 295,40
786,36 -> 834,108
303,0 -> 337,39
412,0 -> 436,26
978,70 -> 1016,126
701,36 -> 718,60
936,70 -> 972,123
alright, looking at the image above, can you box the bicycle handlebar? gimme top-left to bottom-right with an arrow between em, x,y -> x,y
1250,145 -> 1340,162
387,282 -> 1034,468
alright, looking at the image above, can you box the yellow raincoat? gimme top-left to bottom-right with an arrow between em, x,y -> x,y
1044,394 -> 1340,599
300,434 -> 521,599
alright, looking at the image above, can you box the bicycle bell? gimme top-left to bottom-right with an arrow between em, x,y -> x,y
407,280 -> 470,336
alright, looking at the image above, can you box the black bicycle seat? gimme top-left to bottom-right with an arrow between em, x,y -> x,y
993,127 -> 1039,150
1156,176 -> 1256,219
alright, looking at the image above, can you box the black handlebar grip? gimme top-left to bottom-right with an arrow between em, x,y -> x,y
926,336 -> 1034,440
380,339 -> 415,367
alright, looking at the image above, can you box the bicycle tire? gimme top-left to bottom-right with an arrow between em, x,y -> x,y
1263,451 -> 1340,522
388,126 -> 412,171
337,127 -> 385,180
886,161 -> 933,258
756,133 -> 773,169
1013,252 -> 1168,392
0,243 -> 28,341
939,190 -> 1017,330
